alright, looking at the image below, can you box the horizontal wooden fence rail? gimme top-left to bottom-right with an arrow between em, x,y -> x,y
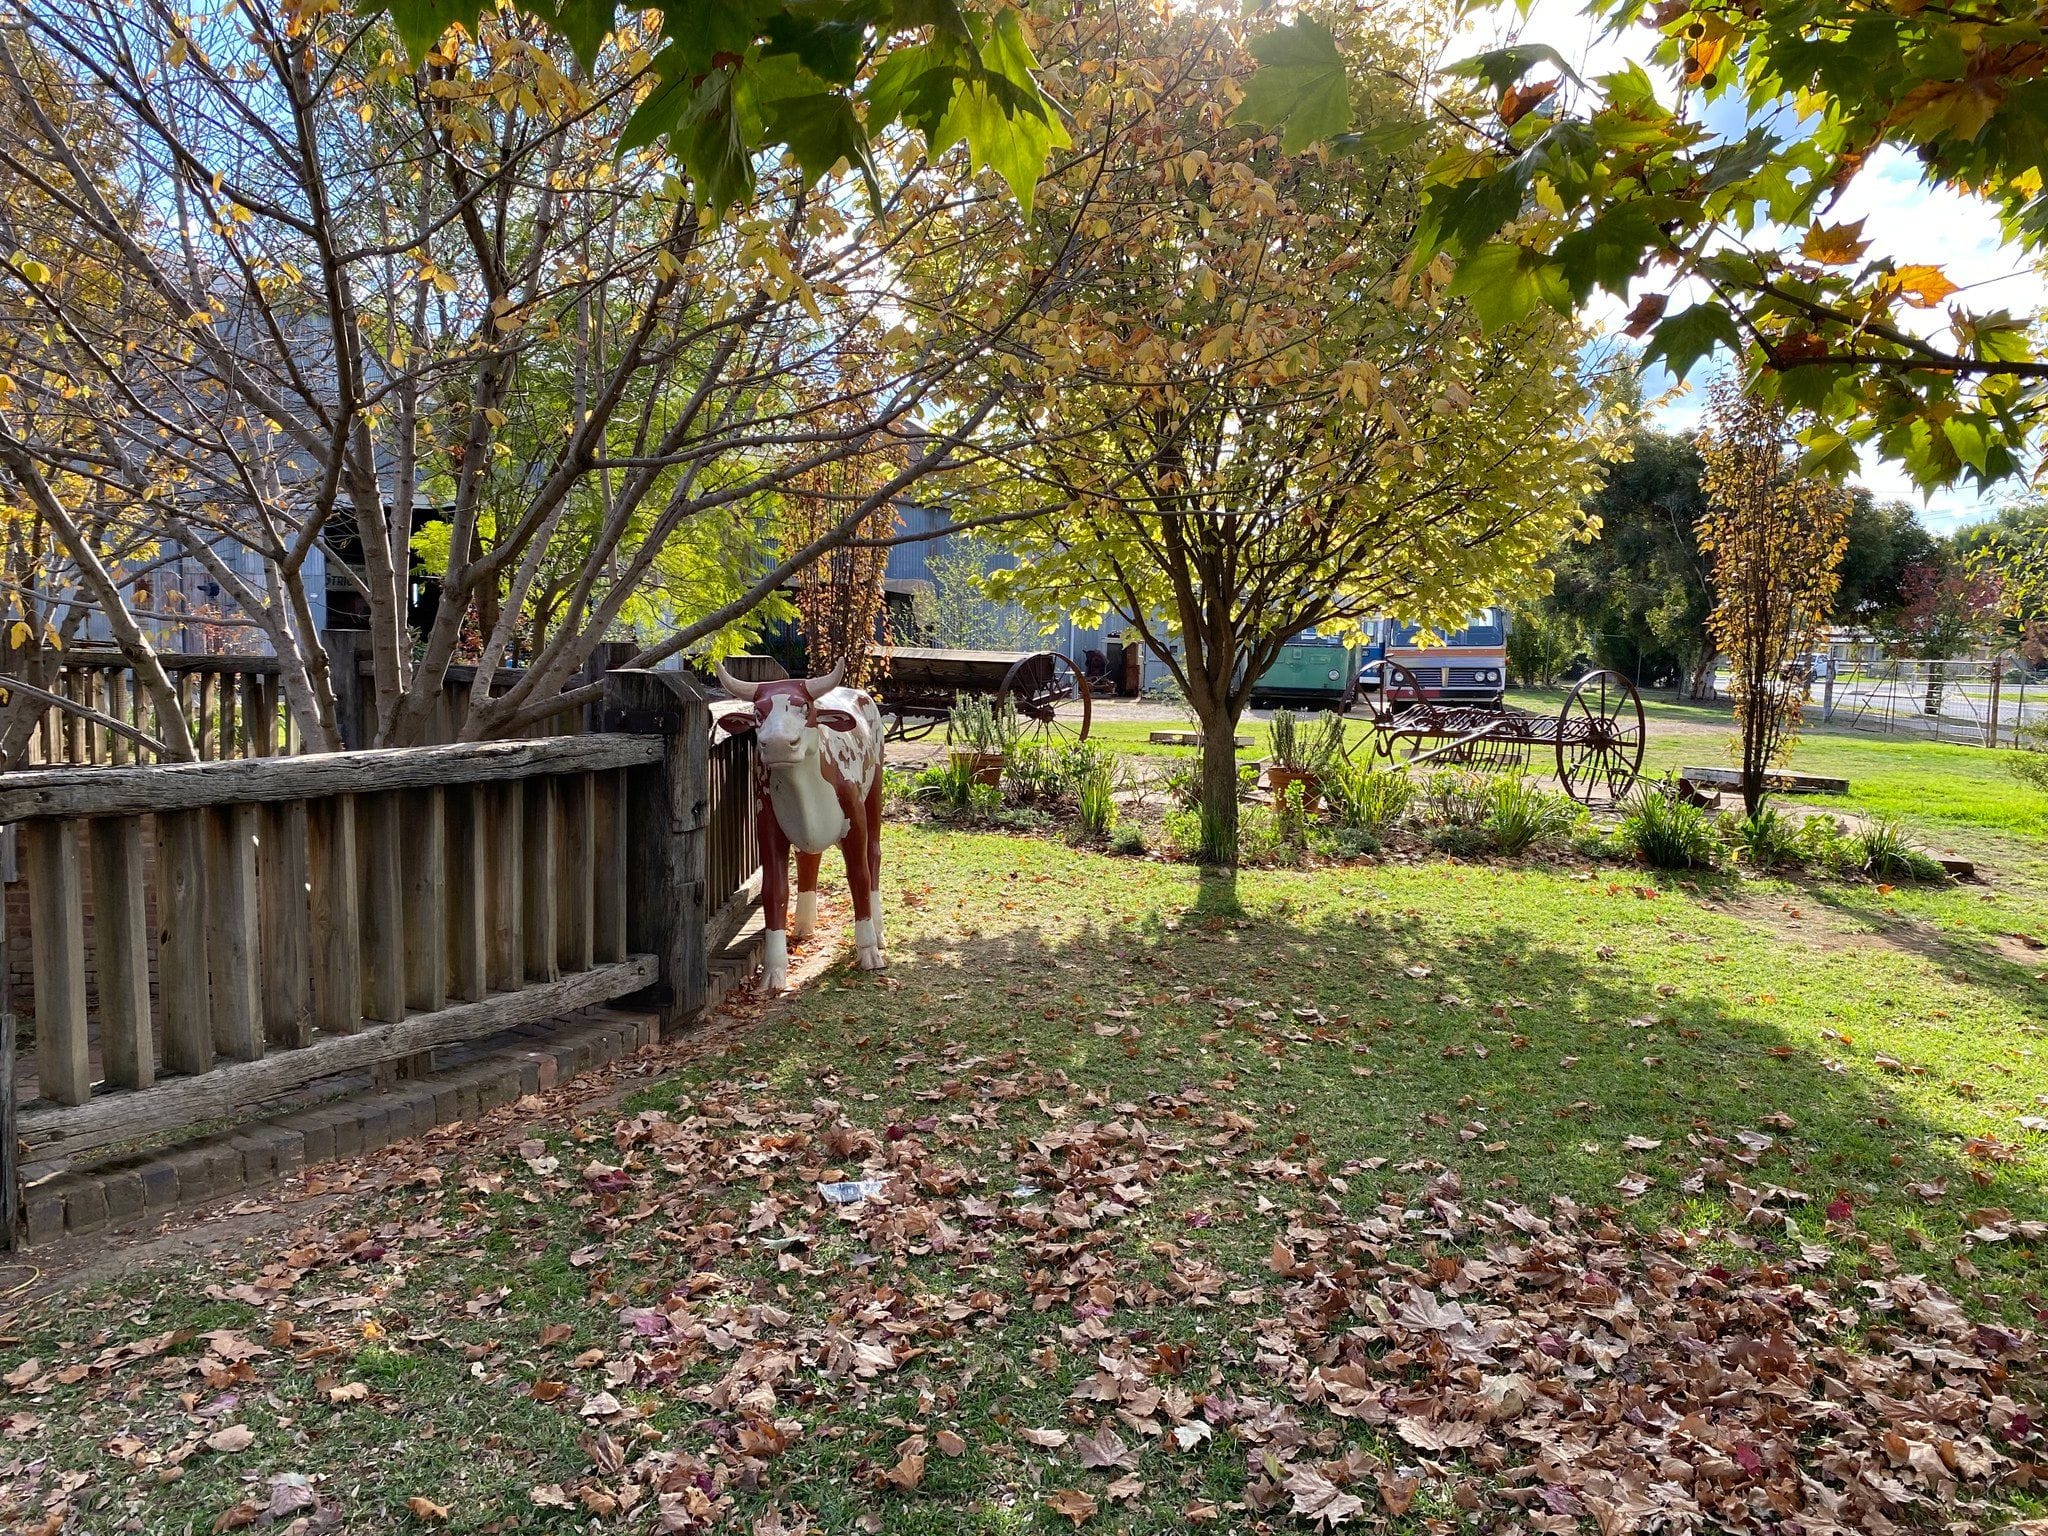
2,635 -> 592,767
2,731 -> 678,1165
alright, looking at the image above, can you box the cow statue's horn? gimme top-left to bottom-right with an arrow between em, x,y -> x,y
802,659 -> 846,700
713,660 -> 759,701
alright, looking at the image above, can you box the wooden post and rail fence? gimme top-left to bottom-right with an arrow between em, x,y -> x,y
0,630 -> 591,767
0,663 -> 764,1247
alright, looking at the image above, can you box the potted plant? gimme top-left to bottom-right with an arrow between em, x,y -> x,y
947,695 -> 1017,786
1263,709 -> 1344,807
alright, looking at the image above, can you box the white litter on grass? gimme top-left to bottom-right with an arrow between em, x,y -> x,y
1011,1181 -> 1042,1199
817,1179 -> 889,1205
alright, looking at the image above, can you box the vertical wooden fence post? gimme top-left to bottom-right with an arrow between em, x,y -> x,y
324,631 -> 367,751
598,671 -> 709,1034
1,828 -> 15,1248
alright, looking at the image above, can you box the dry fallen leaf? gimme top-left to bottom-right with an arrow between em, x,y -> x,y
879,1449 -> 926,1491
934,1429 -> 967,1457
405,1495 -> 449,1523
205,1425 -> 255,1454
1044,1488 -> 1098,1526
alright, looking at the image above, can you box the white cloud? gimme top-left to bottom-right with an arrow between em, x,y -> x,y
1451,0 -> 2044,535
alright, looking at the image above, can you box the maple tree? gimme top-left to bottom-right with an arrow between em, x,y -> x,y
1962,504 -> 2048,665
1697,381 -> 1851,816
368,0 -> 1065,217
1242,1 -> 2048,495
949,1 -> 1616,864
0,0 -> 1080,749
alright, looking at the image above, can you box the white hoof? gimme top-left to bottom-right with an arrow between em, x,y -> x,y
854,917 -> 884,971
762,930 -> 790,993
792,889 -> 818,940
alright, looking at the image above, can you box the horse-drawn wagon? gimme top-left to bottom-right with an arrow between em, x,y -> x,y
1354,661 -> 1645,803
874,647 -> 1092,744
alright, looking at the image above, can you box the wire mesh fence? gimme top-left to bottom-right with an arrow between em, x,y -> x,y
1808,656 -> 2045,747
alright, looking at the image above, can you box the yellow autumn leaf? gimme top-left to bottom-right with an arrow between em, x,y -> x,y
1799,219 -> 1870,266
1886,263 -> 1959,308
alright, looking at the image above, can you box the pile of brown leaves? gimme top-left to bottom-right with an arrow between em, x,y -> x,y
2,1065 -> 2043,1534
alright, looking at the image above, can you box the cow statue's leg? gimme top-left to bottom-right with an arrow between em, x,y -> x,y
864,772 -> 883,950
840,819 -> 883,971
792,851 -> 822,940
759,808 -> 794,993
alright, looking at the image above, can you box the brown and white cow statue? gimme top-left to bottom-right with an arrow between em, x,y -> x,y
713,659 -> 885,992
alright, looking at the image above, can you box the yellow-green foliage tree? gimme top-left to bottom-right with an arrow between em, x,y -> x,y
942,0 -> 1620,864
1697,381 -> 1851,818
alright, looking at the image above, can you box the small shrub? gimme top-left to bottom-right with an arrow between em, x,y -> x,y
1620,778 -> 1720,870
1429,824 -> 1493,857
1236,804 -> 1292,865
2009,721 -> 2048,792
1796,814 -> 1862,876
1857,817 -> 1946,881
914,755 -> 977,810
1569,825 -> 1624,861
1722,805 -> 1803,871
881,766 -> 920,810
1109,825 -> 1148,857
1272,779 -> 1314,849
1004,741 -> 1065,803
1162,759 -> 1200,809
967,779 -> 1003,817
1325,759 -> 1415,833
1162,807 -> 1205,860
1076,751 -> 1121,839
1312,825 -> 1383,860
1482,774 -> 1582,855
992,806 -> 1053,833
1419,768 -> 1492,831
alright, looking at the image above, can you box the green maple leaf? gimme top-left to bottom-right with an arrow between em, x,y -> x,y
1643,303 -> 1744,378
1447,241 -> 1570,331
1232,20 -> 1352,153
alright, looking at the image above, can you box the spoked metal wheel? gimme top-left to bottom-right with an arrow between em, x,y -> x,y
998,652 -> 1093,746
1555,669 -> 1645,803
1348,659 -> 1435,762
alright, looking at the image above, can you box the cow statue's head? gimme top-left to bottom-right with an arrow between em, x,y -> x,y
713,660 -> 851,769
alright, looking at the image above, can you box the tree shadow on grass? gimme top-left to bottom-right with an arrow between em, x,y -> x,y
653,869 -> 2048,1316
1802,881 -> 2048,1025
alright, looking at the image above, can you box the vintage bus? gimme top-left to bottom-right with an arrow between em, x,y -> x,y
1249,629 -> 1362,709
1361,609 -> 1509,707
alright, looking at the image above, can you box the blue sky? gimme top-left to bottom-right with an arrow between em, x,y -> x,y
1456,0 -> 2048,536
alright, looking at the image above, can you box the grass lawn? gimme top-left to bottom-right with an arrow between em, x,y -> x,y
1089,689 -> 2048,861
5,778 -> 2048,1531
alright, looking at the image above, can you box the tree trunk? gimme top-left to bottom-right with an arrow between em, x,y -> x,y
1195,701 -> 1240,867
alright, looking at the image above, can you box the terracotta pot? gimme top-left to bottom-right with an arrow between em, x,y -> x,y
1263,762 -> 1322,810
950,747 -> 1006,787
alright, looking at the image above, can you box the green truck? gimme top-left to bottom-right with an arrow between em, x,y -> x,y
1250,630 -> 1360,709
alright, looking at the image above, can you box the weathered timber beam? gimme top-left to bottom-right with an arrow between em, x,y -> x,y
0,735 -> 663,821
18,956 -> 655,1161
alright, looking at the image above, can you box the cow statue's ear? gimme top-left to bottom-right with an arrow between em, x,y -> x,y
711,707 -> 758,738
802,659 -> 846,699
813,709 -> 860,734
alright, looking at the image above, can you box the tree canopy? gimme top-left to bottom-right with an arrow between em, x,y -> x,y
368,0 -> 1065,215
948,0 -> 1617,861
1239,1 -> 2048,496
